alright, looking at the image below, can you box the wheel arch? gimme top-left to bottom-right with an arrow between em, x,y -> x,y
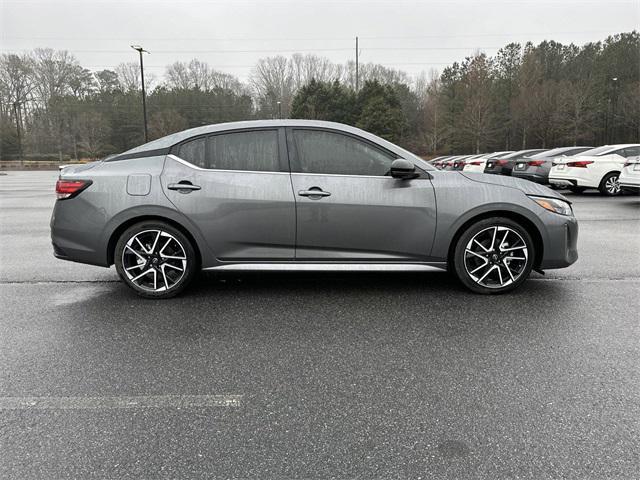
106,213 -> 205,268
599,170 -> 621,186
446,210 -> 544,270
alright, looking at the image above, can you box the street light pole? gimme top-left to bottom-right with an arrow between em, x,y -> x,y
610,77 -> 618,144
355,36 -> 359,92
131,45 -> 149,142
277,101 -> 282,119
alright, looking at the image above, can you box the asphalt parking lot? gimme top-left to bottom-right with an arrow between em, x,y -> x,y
1,170 -> 639,479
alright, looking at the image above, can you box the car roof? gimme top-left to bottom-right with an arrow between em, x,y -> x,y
117,120 -> 424,163
527,146 -> 592,159
499,149 -> 546,159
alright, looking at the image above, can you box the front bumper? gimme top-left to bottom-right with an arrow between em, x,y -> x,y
539,212 -> 579,269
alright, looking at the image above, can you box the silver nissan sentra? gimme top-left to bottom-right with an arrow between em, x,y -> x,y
51,120 -> 578,298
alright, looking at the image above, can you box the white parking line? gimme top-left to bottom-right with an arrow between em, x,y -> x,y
0,395 -> 242,410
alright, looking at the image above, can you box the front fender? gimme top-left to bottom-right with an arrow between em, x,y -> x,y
428,172 -> 550,261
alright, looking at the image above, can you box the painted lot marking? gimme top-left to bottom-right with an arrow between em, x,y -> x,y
0,395 -> 242,410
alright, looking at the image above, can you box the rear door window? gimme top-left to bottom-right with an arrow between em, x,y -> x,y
177,130 -> 279,172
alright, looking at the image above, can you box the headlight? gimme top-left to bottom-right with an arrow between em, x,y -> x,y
529,195 -> 573,216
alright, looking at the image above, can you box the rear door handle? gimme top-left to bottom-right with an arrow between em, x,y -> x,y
298,188 -> 331,198
168,181 -> 201,193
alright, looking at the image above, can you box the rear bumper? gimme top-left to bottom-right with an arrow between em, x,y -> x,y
484,168 -> 509,176
548,167 -> 597,188
620,183 -> 640,193
512,171 -> 548,184
50,199 -> 110,267
619,173 -> 640,190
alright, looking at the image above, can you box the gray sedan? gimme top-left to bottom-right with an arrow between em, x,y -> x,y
51,120 -> 578,298
511,146 -> 593,185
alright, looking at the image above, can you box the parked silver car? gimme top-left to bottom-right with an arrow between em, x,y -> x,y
511,146 -> 593,185
51,120 -> 578,297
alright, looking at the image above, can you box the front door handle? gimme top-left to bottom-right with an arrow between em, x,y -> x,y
168,181 -> 201,193
298,187 -> 331,199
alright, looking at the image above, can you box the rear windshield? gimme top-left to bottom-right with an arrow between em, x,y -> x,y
528,147 -> 576,159
580,146 -> 614,156
507,149 -> 545,159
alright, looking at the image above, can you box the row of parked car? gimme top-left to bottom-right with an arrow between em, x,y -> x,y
429,144 -> 640,196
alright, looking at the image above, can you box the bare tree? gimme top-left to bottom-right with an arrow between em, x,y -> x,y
416,70 -> 450,153
76,111 -> 111,159
557,78 -> 598,145
290,54 -> 340,90
115,62 -> 140,92
31,48 -> 79,106
458,54 -> 497,153
250,56 -> 294,118
0,53 -> 35,156
165,60 -> 247,95
149,109 -> 188,139
618,81 -> 640,141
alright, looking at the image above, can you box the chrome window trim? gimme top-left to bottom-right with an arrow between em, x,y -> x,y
166,154 -> 290,175
290,171 -> 394,180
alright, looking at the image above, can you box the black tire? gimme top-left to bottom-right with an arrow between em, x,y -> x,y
452,217 -> 535,294
569,186 -> 586,194
598,172 -> 622,196
114,221 -> 197,298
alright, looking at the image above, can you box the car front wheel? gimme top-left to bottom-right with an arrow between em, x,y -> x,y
114,221 -> 197,298
452,217 -> 535,294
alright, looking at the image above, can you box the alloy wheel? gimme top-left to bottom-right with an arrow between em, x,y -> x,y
464,226 -> 529,289
605,175 -> 620,195
121,229 -> 187,292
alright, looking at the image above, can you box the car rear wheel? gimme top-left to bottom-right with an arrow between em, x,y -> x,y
114,221 -> 197,298
452,217 -> 535,294
599,172 -> 621,196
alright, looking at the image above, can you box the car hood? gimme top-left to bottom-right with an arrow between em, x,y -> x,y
459,172 -> 569,201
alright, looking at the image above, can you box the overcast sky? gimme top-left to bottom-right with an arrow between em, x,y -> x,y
1,0 -> 639,82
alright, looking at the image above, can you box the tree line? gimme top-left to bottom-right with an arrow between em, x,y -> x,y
0,32 -> 638,161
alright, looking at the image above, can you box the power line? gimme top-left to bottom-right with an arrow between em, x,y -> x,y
1,46 -> 503,53
0,30 -> 617,41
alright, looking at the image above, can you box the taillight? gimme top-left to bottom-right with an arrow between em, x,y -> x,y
566,160 -> 594,168
55,179 -> 92,199
495,159 -> 509,166
470,161 -> 482,166
528,160 -> 546,167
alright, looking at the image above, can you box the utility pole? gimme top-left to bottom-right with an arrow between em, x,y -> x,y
355,36 -> 359,92
131,45 -> 149,142
277,101 -> 282,119
610,77 -> 618,144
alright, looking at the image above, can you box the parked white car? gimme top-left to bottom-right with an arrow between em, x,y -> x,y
463,151 -> 514,173
548,144 -> 640,195
619,155 -> 640,193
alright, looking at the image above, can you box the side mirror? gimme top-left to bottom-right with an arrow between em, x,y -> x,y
390,159 -> 418,179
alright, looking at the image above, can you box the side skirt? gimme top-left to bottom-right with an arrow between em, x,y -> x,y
203,263 -> 448,272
